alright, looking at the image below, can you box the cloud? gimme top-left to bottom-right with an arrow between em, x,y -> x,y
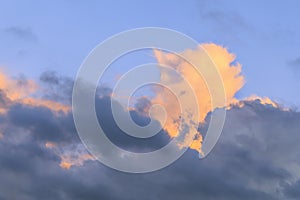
197,0 -> 254,37
133,96 -> 152,116
0,70 -> 171,170
0,43 -> 299,199
39,70 -> 74,105
0,70 -> 70,114
289,57 -> 300,66
3,26 -> 38,43
95,96 -> 171,153
229,95 -> 289,111
152,43 -> 245,153
287,57 -> 300,73
202,10 -> 248,29
1,83 -> 300,199
284,180 -> 300,199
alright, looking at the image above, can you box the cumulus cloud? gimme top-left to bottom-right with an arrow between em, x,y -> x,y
152,43 -> 245,153
0,43 -> 300,199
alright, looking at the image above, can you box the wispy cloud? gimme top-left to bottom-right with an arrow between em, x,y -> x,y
287,57 -> 300,73
3,26 -> 38,43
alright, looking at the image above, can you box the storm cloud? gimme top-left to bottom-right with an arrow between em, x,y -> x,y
0,72 -> 300,199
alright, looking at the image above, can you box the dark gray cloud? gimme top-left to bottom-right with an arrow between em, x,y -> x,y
0,73 -> 300,199
40,71 -> 74,104
96,96 -> 171,153
7,103 -> 75,142
134,96 -> 152,115
284,180 -> 300,199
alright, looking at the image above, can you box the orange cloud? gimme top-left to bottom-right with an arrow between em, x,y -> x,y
152,43 -> 245,153
59,153 -> 95,170
59,161 -> 72,170
0,70 -> 70,114
22,98 -> 70,114
45,141 -> 57,149
0,71 -> 38,100
0,70 -> 91,170
45,142 -> 96,170
229,95 -> 289,111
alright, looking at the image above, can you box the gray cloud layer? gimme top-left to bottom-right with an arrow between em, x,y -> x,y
0,73 -> 300,199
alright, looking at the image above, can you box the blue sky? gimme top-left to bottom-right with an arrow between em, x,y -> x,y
1,0 -> 300,106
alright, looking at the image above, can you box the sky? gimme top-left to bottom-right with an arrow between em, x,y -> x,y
1,0 -> 300,106
1,0 -> 300,199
